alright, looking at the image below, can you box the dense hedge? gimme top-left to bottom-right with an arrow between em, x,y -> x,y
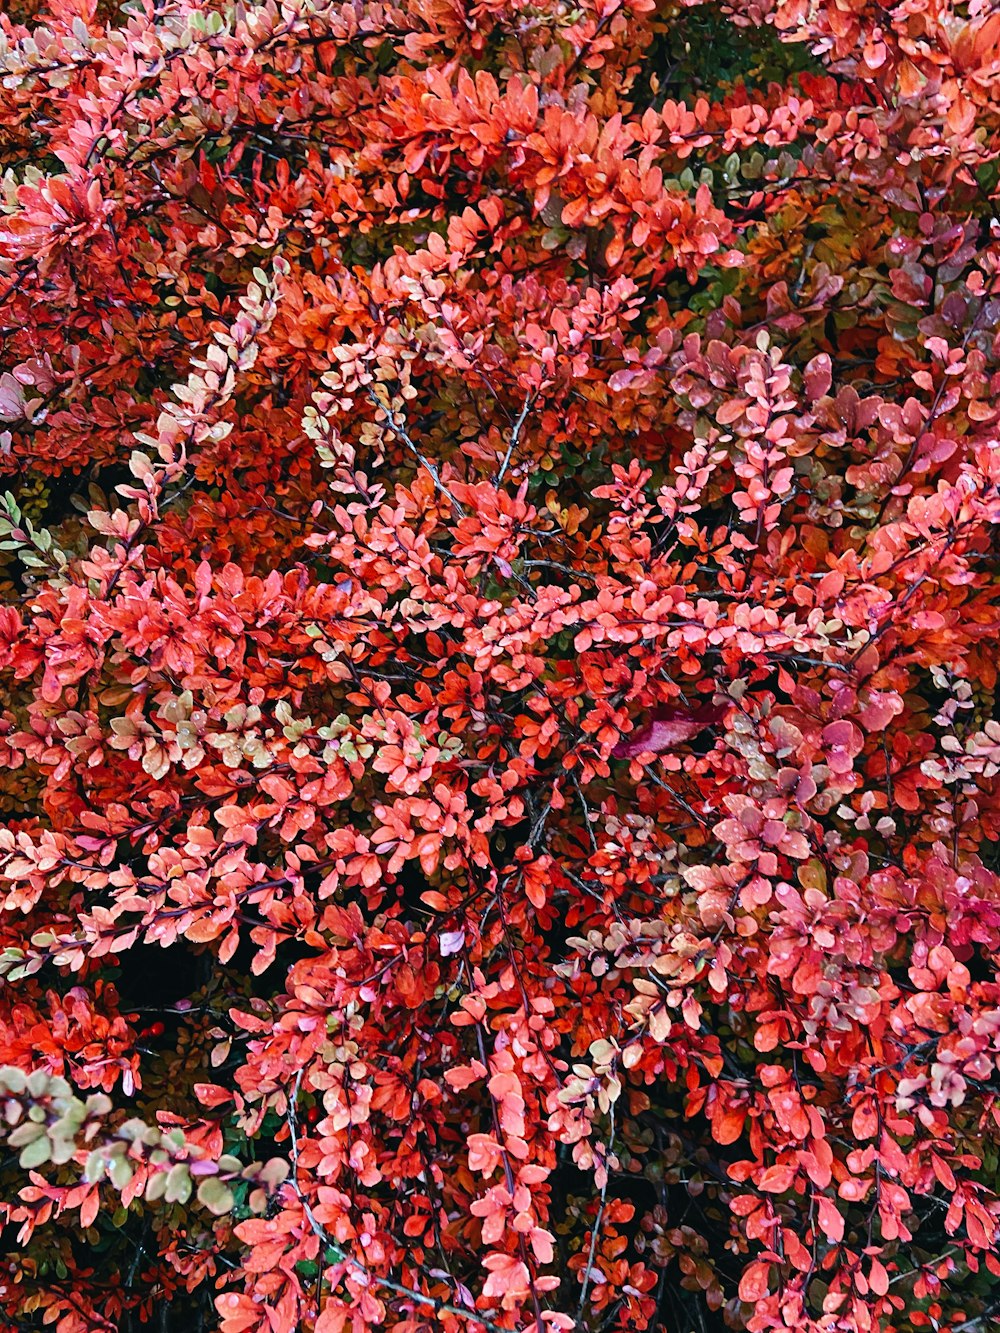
1,1 -> 1000,1331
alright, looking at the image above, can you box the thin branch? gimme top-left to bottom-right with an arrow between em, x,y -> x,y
952,1306 -> 1000,1333
577,1108 -> 614,1319
496,390 -> 534,484
286,1071 -> 505,1333
368,391 -> 463,510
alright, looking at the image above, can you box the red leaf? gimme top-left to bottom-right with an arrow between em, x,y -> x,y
738,1262 -> 771,1302
816,1196 -> 844,1244
758,1164 -> 797,1194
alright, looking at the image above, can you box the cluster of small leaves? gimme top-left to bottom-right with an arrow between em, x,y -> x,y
0,0 -> 1000,1332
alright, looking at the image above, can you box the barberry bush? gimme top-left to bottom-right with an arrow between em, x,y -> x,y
1,0 -> 1000,1330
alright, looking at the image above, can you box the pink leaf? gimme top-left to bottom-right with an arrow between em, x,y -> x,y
613,703 -> 725,758
439,928 -> 465,957
0,373 -> 26,422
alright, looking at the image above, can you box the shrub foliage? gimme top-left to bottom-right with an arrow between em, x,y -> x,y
0,0 -> 1000,1331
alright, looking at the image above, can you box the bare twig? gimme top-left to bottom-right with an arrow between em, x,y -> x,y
368,391 -> 463,510
496,390 -> 534,485
577,1108 -> 615,1318
951,1307 -> 1000,1333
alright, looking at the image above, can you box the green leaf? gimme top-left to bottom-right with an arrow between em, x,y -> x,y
197,1177 -> 235,1216
18,1133 -> 51,1169
165,1163 -> 192,1205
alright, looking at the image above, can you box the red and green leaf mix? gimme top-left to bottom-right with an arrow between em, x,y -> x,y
1,0 -> 1000,1329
